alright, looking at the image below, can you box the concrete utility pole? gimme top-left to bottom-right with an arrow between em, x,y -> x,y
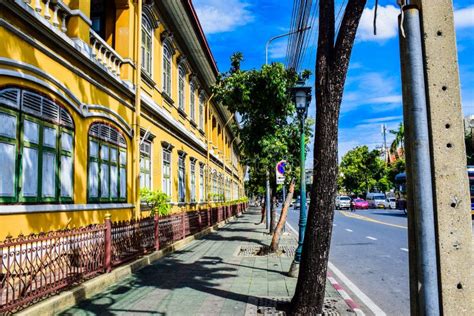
405,2 -> 473,314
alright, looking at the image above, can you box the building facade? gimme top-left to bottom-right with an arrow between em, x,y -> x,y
0,0 -> 245,240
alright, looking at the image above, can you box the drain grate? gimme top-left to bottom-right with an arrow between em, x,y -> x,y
237,245 -> 296,257
245,297 -> 341,316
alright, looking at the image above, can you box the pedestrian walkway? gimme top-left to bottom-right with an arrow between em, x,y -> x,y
61,208 -> 353,315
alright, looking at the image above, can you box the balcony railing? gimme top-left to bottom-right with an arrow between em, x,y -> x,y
17,0 -> 124,80
90,30 -> 124,78
20,0 -> 69,33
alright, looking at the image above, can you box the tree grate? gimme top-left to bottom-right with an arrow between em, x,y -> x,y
245,297 -> 341,316
236,245 -> 296,257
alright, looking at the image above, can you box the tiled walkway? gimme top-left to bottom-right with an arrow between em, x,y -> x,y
62,208 -> 350,315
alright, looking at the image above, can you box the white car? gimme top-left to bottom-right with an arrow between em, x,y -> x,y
388,197 -> 397,209
335,196 -> 351,210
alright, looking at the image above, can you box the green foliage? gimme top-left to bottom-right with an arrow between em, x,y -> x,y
389,122 -> 404,154
338,146 -> 390,195
465,129 -> 474,165
140,188 -> 170,216
213,53 -> 313,196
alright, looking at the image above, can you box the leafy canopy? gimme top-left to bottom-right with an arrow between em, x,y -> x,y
213,53 -> 313,195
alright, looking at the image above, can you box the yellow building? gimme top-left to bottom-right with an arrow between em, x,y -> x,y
0,0 -> 246,240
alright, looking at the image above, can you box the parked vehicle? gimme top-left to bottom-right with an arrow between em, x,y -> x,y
366,192 -> 387,209
387,197 -> 397,209
394,172 -> 407,214
351,198 -> 369,210
335,196 -> 351,210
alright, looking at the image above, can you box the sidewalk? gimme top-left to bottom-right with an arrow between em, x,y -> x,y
61,207 -> 354,315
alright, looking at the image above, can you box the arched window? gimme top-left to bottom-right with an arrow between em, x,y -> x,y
163,44 -> 172,95
0,87 -> 75,203
141,16 -> 153,76
178,65 -> 186,112
88,123 -> 127,202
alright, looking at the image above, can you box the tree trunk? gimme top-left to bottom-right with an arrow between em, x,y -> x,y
270,179 -> 295,251
290,0 -> 366,314
258,200 -> 266,224
270,195 -> 277,233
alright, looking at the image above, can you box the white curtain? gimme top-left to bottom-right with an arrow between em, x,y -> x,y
22,147 -> 38,196
0,142 -> 16,196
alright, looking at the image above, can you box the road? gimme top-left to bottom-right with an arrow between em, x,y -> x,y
284,206 -> 410,315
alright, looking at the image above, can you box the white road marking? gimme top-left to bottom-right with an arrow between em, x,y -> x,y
366,236 -> 377,241
333,224 -> 337,227
345,229 -> 353,232
400,248 -> 409,252
328,262 -> 387,316
286,219 -> 385,316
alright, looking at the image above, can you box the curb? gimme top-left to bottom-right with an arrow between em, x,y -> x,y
327,272 -> 365,316
17,213 -> 243,316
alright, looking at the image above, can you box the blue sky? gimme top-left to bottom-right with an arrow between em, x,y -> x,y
193,0 -> 474,167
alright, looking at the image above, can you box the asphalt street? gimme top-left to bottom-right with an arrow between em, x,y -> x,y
284,206 -> 410,316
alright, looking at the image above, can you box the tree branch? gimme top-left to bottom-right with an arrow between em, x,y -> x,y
333,0 -> 367,90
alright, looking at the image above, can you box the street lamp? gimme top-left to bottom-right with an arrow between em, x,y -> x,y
288,78 -> 312,278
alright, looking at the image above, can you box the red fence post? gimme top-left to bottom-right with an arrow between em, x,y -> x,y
208,208 -> 211,226
104,213 -> 112,273
154,214 -> 160,251
198,210 -> 202,230
182,211 -> 186,239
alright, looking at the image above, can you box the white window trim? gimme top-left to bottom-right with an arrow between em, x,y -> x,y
162,148 -> 172,199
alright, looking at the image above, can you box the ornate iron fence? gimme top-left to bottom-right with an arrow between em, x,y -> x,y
0,225 -> 105,313
0,203 -> 247,313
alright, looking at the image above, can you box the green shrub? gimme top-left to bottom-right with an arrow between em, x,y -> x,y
140,188 -> 171,216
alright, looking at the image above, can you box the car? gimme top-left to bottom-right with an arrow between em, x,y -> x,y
387,197 -> 397,209
351,198 -> 369,210
366,192 -> 387,209
335,196 -> 351,210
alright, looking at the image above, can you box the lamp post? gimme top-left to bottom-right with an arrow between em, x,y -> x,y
288,78 -> 312,278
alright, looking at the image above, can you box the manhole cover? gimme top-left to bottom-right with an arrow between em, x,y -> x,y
245,297 -> 341,316
237,245 -> 296,257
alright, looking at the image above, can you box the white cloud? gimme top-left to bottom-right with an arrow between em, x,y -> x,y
361,115 -> 403,124
455,6 -> 474,29
357,5 -> 399,42
193,0 -> 254,34
342,72 -> 402,112
367,95 -> 402,104
268,39 -> 288,60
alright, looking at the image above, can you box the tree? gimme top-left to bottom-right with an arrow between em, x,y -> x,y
390,122 -> 405,157
290,1 -> 367,314
338,146 -> 388,195
270,119 -> 313,251
465,129 -> 474,165
213,54 -> 302,233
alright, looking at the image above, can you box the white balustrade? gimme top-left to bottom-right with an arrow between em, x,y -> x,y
22,0 -> 69,34
90,30 -> 124,78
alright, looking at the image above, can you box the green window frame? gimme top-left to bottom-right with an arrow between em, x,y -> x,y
162,148 -> 171,197
190,159 -> 196,203
140,140 -> 152,189
0,87 -> 75,204
88,123 -> 127,203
